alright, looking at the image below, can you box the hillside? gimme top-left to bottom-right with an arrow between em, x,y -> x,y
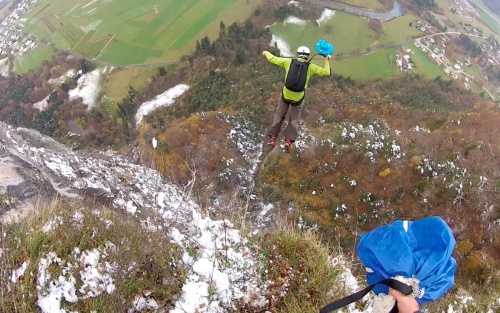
0,121 -> 354,312
0,0 -> 500,311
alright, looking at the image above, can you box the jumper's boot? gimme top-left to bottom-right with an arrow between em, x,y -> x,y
268,136 -> 277,148
284,139 -> 293,153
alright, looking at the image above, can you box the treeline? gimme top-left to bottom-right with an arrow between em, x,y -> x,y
410,0 -> 437,11
455,33 -> 482,58
401,0 -> 438,14
0,51 -> 132,147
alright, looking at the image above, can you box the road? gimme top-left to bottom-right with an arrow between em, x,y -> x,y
309,0 -> 403,20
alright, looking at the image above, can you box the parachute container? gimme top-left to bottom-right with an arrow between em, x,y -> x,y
315,39 -> 334,56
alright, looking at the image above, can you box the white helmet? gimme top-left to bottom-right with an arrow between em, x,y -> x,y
297,46 -> 310,59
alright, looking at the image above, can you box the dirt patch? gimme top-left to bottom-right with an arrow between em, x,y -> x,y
42,16 -> 56,33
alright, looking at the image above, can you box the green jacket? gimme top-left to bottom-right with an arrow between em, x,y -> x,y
264,51 -> 330,102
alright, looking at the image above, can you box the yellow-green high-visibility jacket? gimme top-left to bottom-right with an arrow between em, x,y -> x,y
263,51 -> 330,103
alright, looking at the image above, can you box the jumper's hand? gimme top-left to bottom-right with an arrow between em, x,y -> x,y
389,288 -> 420,313
262,50 -> 268,56
323,54 -> 331,60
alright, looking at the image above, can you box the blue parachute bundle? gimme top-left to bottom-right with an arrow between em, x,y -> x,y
316,39 -> 334,57
356,216 -> 456,305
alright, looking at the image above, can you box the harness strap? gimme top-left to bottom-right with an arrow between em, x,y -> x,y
319,279 -> 413,313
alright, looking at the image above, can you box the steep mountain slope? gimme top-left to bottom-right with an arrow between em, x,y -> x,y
0,121 -> 337,312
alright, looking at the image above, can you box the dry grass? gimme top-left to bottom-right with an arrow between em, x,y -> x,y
0,194 -> 349,313
2,195 -> 496,312
0,197 -> 185,312
251,211 -> 345,313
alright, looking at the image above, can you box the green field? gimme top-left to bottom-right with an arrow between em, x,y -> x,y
463,63 -> 480,77
269,11 -> 377,57
269,10 -> 443,81
475,5 -> 500,36
21,0 -> 263,65
333,47 -> 399,80
270,11 -> 423,57
104,67 -> 157,103
404,44 -> 446,79
469,80 -> 486,95
377,13 -> 423,46
14,44 -> 55,74
469,0 -> 500,36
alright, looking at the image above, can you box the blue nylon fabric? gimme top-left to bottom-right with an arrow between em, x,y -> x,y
356,216 -> 456,305
316,39 -> 334,56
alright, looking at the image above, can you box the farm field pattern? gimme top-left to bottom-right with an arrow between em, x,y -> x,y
20,0 -> 262,65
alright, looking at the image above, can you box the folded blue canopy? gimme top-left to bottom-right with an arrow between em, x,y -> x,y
356,216 -> 456,305
316,39 -> 334,56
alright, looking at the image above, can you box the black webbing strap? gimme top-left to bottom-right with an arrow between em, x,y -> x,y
319,279 -> 413,313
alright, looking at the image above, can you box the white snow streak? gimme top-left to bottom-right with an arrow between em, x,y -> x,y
317,9 -> 335,25
68,69 -> 102,110
135,84 -> 190,128
270,34 -> 293,57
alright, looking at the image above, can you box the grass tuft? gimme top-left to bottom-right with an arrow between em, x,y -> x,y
254,216 -> 343,313
0,198 -> 185,312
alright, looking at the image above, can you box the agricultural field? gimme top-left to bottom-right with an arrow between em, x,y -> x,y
468,80 -> 489,98
462,62 -> 480,77
269,11 -> 378,57
470,0 -> 500,33
104,67 -> 157,106
333,47 -> 399,80
270,10 -> 423,56
404,43 -> 446,79
14,44 -> 55,74
474,5 -> 500,36
377,13 -> 423,46
270,11 -> 454,81
20,0 -> 264,66
269,10 -> 443,81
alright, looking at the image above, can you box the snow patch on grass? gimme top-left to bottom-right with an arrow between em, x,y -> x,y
317,8 -> 335,25
285,16 -> 307,26
68,69 -> 102,110
270,34 -> 293,57
135,84 -> 190,128
33,94 -> 50,111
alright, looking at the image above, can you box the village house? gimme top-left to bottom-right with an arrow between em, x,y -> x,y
0,0 -> 40,70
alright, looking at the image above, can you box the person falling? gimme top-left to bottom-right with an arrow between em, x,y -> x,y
262,45 -> 331,152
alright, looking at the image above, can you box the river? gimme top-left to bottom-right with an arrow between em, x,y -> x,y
311,0 -> 403,20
